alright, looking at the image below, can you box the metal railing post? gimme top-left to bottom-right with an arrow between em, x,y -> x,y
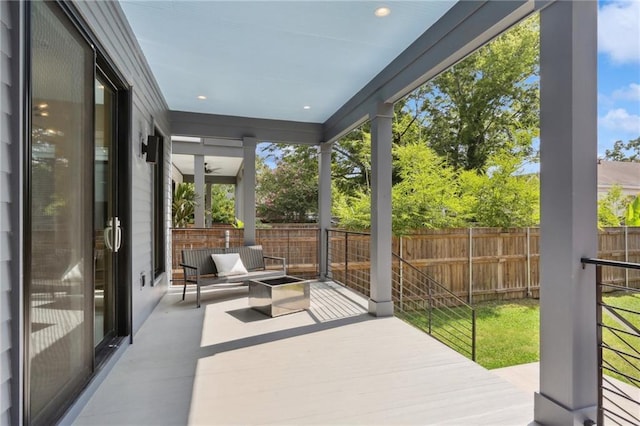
427,276 -> 432,335
472,309 -> 477,361
325,229 -> 330,279
625,226 -> 629,288
596,265 -> 603,426
469,227 -> 473,304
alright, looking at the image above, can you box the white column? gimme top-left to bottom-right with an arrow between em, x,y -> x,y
242,137 -> 257,245
194,155 -> 205,228
369,102 -> 394,317
318,142 -> 332,280
535,1 -> 598,425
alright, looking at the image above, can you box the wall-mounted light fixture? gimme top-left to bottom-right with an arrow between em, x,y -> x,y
142,135 -> 159,164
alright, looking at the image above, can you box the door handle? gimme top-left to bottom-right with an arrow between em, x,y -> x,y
114,217 -> 122,252
104,218 -> 113,251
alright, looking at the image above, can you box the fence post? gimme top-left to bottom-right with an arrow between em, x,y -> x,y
469,227 -> 473,304
625,226 -> 629,288
287,228 -> 291,272
399,235 -> 404,310
526,227 -> 532,297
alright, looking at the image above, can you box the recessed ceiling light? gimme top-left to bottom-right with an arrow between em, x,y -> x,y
374,6 -> 391,17
303,105 -> 311,110
197,95 -> 207,100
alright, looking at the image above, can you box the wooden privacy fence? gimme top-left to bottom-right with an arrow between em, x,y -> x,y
172,226 -> 640,303
327,227 -> 640,304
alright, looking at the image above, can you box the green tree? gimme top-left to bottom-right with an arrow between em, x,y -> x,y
460,151 -> 539,227
392,144 -> 468,233
332,128 -> 372,197
604,137 -> 640,162
415,16 -> 539,171
209,184 -> 235,224
257,144 -> 318,222
172,183 -> 199,227
598,185 -> 631,227
625,195 -> 640,226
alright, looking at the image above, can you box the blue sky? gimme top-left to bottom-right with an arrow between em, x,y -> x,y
598,0 -> 640,156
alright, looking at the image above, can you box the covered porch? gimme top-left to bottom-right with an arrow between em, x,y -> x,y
73,283 -> 533,425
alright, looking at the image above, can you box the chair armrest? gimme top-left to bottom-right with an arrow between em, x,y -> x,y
263,255 -> 287,274
180,263 -> 199,283
179,262 -> 197,270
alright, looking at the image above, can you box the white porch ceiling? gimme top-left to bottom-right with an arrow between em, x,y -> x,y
119,1 -> 457,124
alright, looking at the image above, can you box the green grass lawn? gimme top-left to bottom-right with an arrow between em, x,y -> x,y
400,293 -> 640,385
601,291 -> 640,386
471,299 -> 540,369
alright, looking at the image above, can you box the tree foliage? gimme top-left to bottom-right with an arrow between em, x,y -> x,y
413,16 -> 539,171
597,185 -> 631,227
392,144 -> 468,233
256,145 -> 318,223
625,195 -> 640,226
604,137 -> 640,162
172,183 -> 198,227
332,145 -> 539,233
460,151 -> 539,227
209,184 -> 235,224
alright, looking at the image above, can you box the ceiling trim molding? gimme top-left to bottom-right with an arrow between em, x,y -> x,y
172,140 -> 244,158
322,0 -> 535,143
170,111 -> 323,145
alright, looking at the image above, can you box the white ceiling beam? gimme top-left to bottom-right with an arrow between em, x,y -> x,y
170,111 -> 323,145
172,140 -> 244,158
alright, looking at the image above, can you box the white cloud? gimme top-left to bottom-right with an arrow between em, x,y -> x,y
600,108 -> 640,133
612,83 -> 640,101
599,1 -> 640,64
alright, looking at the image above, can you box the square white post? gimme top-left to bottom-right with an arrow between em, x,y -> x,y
242,137 -> 257,245
318,142 -> 332,279
535,1 -> 598,424
369,103 -> 394,317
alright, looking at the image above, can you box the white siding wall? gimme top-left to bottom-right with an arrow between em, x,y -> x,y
1,1 -> 20,424
73,1 -> 171,334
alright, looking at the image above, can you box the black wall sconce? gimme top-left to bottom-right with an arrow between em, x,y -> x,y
142,135 -> 159,164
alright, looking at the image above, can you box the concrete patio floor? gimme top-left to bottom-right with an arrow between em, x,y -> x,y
73,281 -> 534,425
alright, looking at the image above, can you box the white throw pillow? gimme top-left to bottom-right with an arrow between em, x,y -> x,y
211,253 -> 248,277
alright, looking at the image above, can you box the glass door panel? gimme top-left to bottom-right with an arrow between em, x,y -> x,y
29,1 -> 94,424
94,77 -> 117,347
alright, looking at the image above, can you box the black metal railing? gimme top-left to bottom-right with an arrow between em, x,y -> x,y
393,253 -> 476,361
326,229 -> 372,297
326,229 -> 476,360
581,257 -> 640,426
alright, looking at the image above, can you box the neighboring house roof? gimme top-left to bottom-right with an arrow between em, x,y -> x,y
597,160 -> 640,194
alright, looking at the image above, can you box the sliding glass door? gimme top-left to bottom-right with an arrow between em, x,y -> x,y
28,2 -> 130,423
29,1 -> 94,423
